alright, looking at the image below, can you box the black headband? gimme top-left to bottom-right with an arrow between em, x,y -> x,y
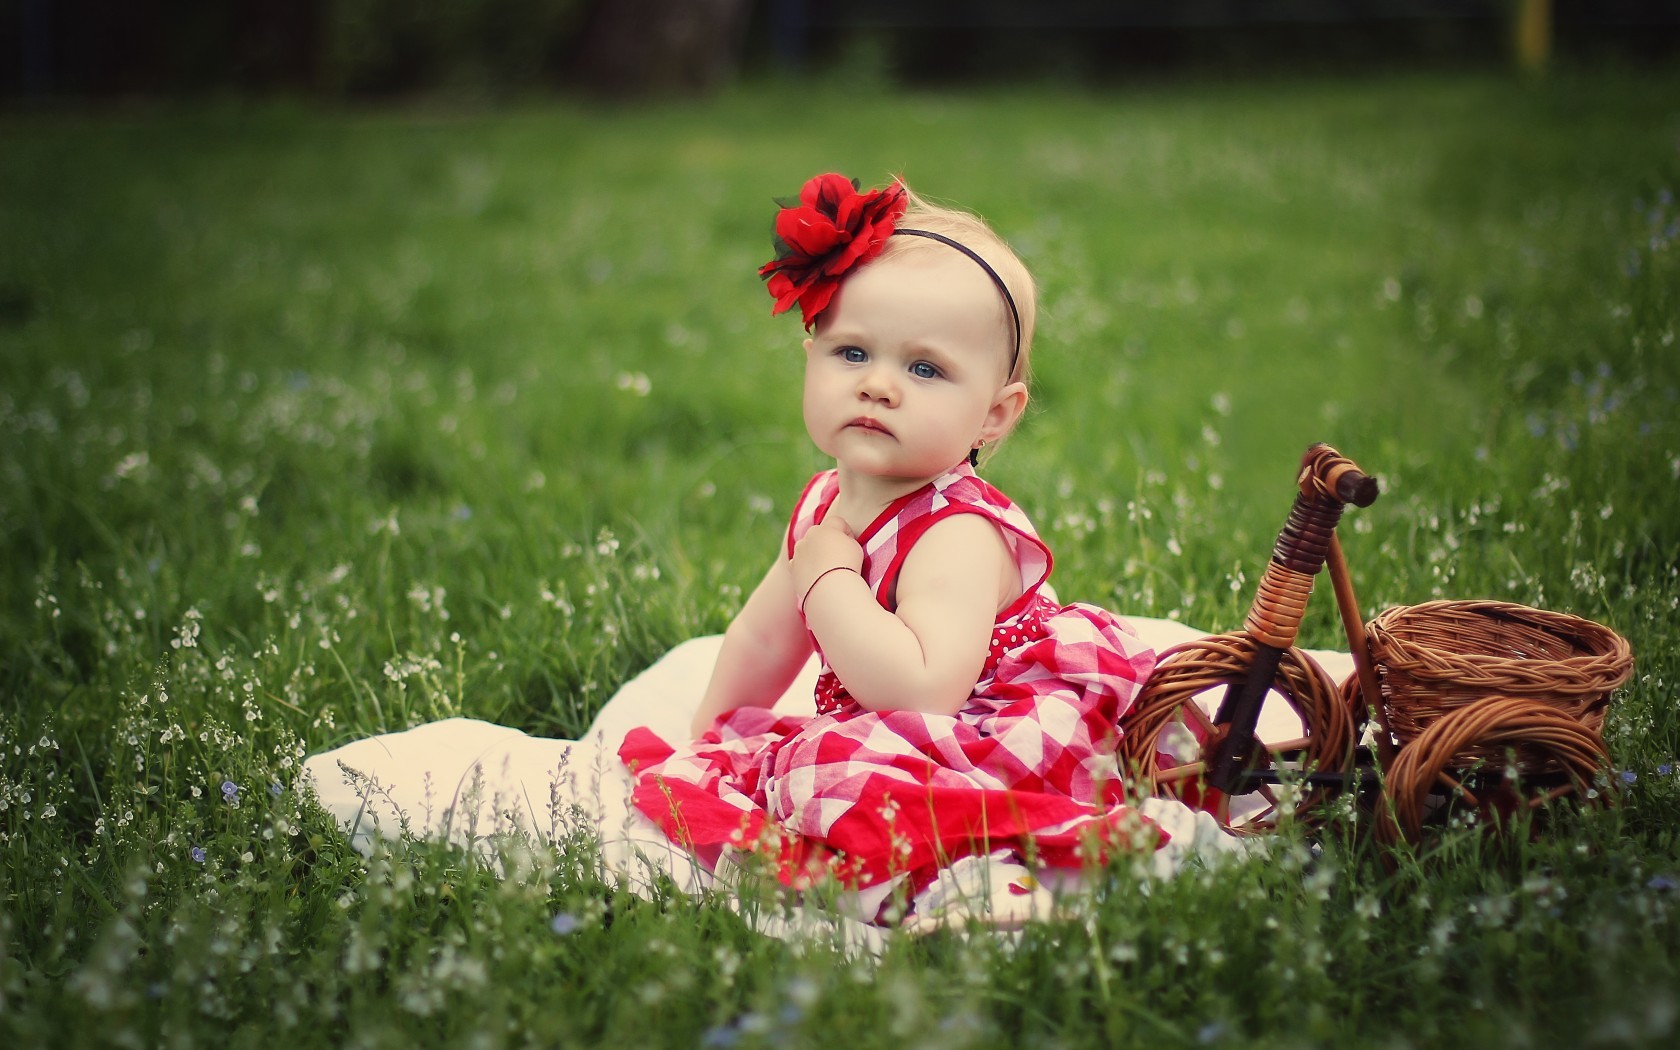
891,228 -> 1022,380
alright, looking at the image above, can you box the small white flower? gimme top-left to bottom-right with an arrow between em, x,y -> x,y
112,451 -> 150,480
594,530 -> 620,557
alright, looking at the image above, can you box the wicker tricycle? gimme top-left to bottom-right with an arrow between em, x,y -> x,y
1118,443 -> 1634,845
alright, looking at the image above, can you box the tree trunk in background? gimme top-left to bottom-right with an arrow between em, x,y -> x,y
575,0 -> 751,97
1514,0 -> 1552,74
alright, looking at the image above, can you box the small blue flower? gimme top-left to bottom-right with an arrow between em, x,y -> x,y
700,1026 -> 740,1049
1649,874 -> 1677,893
190,846 -> 207,863
1620,770 -> 1638,786
452,504 -> 473,522
550,912 -> 579,935
221,780 -> 239,799
270,781 -> 284,797
1658,763 -> 1674,777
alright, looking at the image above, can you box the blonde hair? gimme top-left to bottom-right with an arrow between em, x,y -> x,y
874,183 -> 1038,386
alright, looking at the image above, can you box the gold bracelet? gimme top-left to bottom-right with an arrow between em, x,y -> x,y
799,566 -> 858,614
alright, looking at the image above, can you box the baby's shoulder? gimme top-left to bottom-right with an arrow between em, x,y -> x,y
910,509 -> 1011,556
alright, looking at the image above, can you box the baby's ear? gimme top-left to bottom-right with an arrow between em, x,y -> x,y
983,382 -> 1030,442
803,336 -> 814,355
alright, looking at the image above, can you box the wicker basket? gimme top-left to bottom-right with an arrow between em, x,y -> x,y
1364,599 -> 1632,762
1375,696 -> 1610,846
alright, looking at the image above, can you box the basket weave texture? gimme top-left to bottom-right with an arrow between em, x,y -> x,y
1365,599 -> 1632,761
1118,631 -> 1352,827
1375,696 -> 1610,846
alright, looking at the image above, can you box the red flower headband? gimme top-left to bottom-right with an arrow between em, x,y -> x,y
758,174 -> 1023,378
758,173 -> 907,330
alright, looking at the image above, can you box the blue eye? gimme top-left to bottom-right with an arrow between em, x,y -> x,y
839,346 -> 867,363
910,361 -> 941,379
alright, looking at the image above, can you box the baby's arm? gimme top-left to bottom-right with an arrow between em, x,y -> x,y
688,549 -> 814,738
795,513 -> 1010,716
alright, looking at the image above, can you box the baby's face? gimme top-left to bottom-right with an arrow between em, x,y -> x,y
801,252 -> 1017,484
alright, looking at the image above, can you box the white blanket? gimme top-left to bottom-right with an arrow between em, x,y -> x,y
303,618 -> 1353,945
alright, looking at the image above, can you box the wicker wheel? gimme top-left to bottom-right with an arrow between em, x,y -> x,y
1366,599 -> 1632,757
1375,696 -> 1610,848
1118,631 -> 1355,830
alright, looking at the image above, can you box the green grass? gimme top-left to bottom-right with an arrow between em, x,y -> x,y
3,68 -> 1679,1047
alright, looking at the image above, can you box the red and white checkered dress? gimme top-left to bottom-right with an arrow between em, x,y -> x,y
619,464 -> 1163,894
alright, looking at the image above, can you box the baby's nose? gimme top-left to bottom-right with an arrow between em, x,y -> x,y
857,366 -> 898,403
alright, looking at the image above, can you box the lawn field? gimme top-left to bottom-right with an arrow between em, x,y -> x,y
3,69 -> 1679,1047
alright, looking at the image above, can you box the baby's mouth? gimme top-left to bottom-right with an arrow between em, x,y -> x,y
847,416 -> 892,436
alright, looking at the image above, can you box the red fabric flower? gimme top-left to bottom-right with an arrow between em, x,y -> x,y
758,173 -> 908,329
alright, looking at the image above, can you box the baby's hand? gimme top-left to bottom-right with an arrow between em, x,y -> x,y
790,519 -> 863,600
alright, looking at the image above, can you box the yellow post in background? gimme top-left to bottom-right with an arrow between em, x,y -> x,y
1514,0 -> 1552,74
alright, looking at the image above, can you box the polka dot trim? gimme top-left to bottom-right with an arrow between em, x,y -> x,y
981,593 -> 1054,679
814,671 -> 852,716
